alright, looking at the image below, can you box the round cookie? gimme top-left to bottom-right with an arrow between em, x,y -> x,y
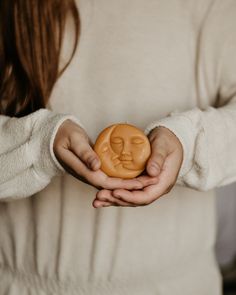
94,124 -> 151,179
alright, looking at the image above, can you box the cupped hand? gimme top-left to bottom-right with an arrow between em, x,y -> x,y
53,119 -> 155,190
93,126 -> 183,207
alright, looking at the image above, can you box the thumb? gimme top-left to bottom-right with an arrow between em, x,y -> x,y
71,138 -> 101,171
146,145 -> 168,177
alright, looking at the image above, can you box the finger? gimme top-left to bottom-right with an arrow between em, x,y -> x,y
70,139 -> 101,171
111,184 -> 162,206
57,158 -> 91,185
146,143 -> 168,177
147,151 -> 182,198
100,175 -> 145,190
69,140 -> 146,190
135,175 -> 159,187
112,179 -> 166,205
93,199 -> 113,208
56,147 -> 104,188
57,146 -> 144,190
94,190 -> 137,207
113,154 -> 179,204
57,146 -> 98,182
112,189 -> 152,205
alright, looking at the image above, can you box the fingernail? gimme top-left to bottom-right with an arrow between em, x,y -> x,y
90,158 -> 99,170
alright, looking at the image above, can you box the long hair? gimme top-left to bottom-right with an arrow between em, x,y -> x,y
0,0 -> 80,117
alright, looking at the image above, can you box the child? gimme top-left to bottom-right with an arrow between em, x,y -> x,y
0,0 -> 236,294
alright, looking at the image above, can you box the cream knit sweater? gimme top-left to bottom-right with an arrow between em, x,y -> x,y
0,0 -> 235,294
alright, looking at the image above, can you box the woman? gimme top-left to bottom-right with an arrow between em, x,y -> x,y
0,0 -> 235,293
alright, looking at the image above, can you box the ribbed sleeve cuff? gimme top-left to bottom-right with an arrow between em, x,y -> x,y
145,111 -> 197,179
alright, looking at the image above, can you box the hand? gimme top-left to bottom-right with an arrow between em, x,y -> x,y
53,119 -> 153,190
93,126 -> 183,207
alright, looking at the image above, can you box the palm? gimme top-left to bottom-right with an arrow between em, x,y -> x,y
93,150 -> 181,207
93,126 -> 183,208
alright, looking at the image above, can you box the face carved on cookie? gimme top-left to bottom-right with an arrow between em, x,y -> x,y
94,124 -> 151,179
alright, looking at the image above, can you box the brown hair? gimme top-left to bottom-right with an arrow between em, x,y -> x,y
0,0 -> 80,117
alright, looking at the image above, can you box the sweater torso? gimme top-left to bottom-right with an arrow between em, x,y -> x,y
0,0 -> 222,294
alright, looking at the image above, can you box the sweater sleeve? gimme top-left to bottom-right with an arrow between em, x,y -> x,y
145,0 -> 236,191
0,109 -> 81,201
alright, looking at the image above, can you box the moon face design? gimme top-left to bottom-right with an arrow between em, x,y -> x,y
94,124 -> 151,179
